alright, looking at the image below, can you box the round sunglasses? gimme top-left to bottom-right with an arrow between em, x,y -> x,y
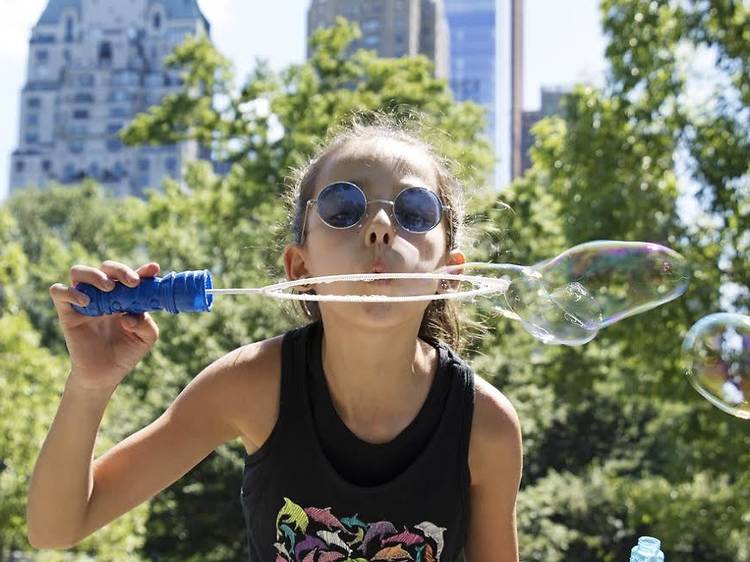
299,181 -> 449,243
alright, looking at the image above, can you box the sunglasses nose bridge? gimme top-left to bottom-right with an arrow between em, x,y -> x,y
362,199 -> 397,229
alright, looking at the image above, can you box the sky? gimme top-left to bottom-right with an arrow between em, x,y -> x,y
0,0 -> 607,202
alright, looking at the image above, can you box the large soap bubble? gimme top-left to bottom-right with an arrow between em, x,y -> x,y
682,312 -> 750,419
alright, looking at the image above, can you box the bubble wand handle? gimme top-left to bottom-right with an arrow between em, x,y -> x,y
71,270 -> 214,317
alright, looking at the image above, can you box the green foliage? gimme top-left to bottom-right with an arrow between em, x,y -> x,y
490,1 -> 750,560
3,4 -> 750,560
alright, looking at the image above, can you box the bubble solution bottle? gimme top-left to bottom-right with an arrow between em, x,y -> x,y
630,536 -> 665,562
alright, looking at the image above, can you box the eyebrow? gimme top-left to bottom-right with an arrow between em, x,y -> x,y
344,178 -> 433,191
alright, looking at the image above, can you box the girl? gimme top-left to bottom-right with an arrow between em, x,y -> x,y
29,119 -> 523,561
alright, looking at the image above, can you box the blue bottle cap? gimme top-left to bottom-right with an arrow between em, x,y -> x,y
630,536 -> 665,562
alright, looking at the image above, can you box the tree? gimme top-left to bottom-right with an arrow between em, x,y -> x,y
3,18 -> 494,561
482,1 -> 750,560
5,3 -> 749,560
0,206 -> 150,561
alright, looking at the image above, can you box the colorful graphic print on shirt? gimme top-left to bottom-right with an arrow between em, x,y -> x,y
274,497 -> 447,561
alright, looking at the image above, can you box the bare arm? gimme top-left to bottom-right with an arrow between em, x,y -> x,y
464,379 -> 523,562
26,347 -> 250,549
26,376 -> 115,548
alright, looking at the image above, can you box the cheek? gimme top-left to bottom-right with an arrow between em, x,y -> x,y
396,229 -> 447,265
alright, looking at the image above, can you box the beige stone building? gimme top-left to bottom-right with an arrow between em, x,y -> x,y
10,0 -> 209,198
307,0 -> 449,79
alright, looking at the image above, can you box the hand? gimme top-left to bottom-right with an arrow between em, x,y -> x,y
49,261 -> 161,391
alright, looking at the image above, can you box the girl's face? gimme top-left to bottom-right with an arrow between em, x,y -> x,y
284,138 -> 465,328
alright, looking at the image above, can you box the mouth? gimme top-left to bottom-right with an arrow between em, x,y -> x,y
365,272 -> 393,288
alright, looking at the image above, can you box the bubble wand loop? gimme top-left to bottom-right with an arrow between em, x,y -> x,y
206,266 -> 522,302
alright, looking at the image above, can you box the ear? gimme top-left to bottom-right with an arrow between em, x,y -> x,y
283,243 -> 312,291
439,249 -> 466,293
446,249 -> 466,269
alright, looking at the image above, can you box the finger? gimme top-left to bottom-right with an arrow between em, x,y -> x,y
135,262 -> 160,277
99,260 -> 141,288
49,283 -> 91,316
120,312 -> 160,345
70,265 -> 119,292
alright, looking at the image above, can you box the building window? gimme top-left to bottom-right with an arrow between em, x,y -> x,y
107,139 -> 123,152
27,97 -> 41,109
363,35 -> 380,47
74,92 -> 94,103
362,20 -> 380,32
112,70 -> 139,87
65,16 -> 75,42
109,90 -> 129,103
153,13 -> 161,30
76,74 -> 95,87
98,41 -> 113,65
107,123 -> 123,134
25,133 -> 39,144
110,107 -> 129,118
42,160 -> 51,172
145,73 -> 163,87
67,124 -> 87,137
69,141 -> 84,154
165,157 -> 177,173
137,157 -> 150,171
73,109 -> 89,120
35,49 -> 49,63
63,163 -> 75,181
63,49 -> 71,64
15,160 -> 25,173
26,114 -> 39,126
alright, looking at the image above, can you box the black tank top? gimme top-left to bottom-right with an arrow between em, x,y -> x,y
240,321 -> 475,561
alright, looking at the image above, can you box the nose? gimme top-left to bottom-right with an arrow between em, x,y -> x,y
364,204 -> 396,246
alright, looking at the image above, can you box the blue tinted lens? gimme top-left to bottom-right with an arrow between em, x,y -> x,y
317,182 -> 366,228
394,187 -> 442,232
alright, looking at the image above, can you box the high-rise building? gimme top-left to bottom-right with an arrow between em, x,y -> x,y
9,0 -> 210,198
445,0 -> 496,145
307,0 -> 449,79
445,0 -> 518,189
520,86 -> 566,173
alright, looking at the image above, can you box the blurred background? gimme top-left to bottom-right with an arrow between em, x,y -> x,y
1,1 -> 748,561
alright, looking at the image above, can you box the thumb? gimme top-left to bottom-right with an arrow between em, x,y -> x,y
121,312 -> 159,344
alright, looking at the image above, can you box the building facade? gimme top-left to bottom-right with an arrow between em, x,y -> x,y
307,0 -> 449,79
9,0 -> 210,198
444,0 -> 517,189
445,0 -> 496,147
520,86 -> 566,173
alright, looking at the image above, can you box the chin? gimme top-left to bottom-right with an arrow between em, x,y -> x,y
323,301 -> 427,330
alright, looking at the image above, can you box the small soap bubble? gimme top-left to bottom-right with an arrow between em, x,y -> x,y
682,313 -> 750,419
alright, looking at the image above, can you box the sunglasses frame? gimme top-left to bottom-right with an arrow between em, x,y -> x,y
299,181 -> 450,244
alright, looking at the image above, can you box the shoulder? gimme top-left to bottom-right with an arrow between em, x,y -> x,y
468,374 -> 523,487
192,333 -> 286,453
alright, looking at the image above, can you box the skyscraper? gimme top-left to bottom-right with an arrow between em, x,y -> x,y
9,0 -> 210,198
307,0 -> 449,79
445,0 -> 496,144
445,0 -> 516,188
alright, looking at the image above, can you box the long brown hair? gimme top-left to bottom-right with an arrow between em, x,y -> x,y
282,114 -> 479,354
